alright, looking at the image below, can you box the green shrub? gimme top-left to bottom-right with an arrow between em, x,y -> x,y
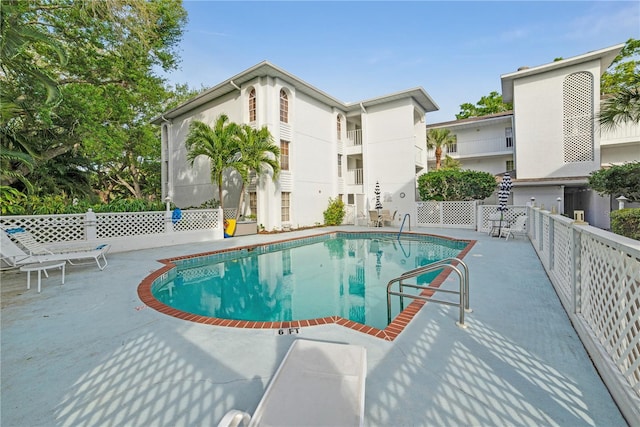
418,169 -> 496,201
0,195 -> 167,216
610,208 -> 640,240
588,162 -> 640,202
323,197 -> 345,226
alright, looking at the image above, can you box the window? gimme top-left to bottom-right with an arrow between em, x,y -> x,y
337,154 -> 342,177
249,192 -> 257,216
337,115 -> 342,140
281,192 -> 290,222
506,160 -> 514,171
505,127 -> 513,148
279,89 -> 288,123
280,140 -> 290,170
249,88 -> 256,122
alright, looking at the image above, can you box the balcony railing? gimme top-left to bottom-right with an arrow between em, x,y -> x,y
427,136 -> 513,159
415,146 -> 424,165
346,129 -> 362,146
346,168 -> 363,185
601,121 -> 640,145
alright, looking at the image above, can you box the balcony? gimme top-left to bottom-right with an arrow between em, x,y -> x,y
346,130 -> 363,155
415,146 -> 424,169
427,136 -> 513,160
600,121 -> 640,146
346,168 -> 363,185
346,129 -> 362,146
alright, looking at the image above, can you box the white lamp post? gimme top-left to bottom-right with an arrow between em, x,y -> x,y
616,195 -> 628,210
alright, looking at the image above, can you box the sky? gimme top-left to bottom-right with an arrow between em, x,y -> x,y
160,1 -> 640,124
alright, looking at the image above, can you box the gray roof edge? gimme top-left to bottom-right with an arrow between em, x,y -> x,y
152,61 -> 347,124
152,63 -> 440,124
346,87 -> 439,113
500,42 -> 625,103
426,111 -> 514,128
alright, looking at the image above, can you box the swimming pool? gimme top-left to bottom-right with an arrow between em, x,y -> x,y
139,232 -> 472,339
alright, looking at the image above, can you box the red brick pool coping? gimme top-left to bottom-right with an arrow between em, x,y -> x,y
137,231 -> 476,341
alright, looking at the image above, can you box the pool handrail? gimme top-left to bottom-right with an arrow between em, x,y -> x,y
386,257 -> 470,328
397,213 -> 411,239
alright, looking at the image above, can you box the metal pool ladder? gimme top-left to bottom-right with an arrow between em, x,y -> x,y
397,213 -> 411,239
386,257 -> 471,328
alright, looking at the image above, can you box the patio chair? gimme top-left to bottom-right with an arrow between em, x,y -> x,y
500,216 -> 527,241
1,227 -> 110,270
380,210 -> 397,226
217,339 -> 367,427
368,210 -> 382,227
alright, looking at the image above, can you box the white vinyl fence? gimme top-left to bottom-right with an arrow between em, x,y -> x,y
415,201 -> 528,230
416,201 -> 477,228
0,208 -> 224,253
528,207 -> 640,424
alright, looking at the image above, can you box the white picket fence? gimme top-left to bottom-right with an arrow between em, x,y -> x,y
527,207 -> 640,423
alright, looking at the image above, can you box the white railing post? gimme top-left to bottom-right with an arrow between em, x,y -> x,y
571,226 -> 582,314
218,207 -> 224,232
165,199 -> 174,233
85,209 -> 97,241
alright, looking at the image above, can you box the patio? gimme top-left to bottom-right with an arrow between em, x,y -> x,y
0,227 -> 627,426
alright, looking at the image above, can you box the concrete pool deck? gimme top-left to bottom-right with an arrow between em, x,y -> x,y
0,227 -> 627,426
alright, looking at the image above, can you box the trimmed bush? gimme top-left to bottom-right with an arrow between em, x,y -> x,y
323,197 -> 345,226
610,208 -> 640,240
418,169 -> 496,201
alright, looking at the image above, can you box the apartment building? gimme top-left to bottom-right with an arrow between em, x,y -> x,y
154,43 -> 637,231
152,61 -> 437,230
427,43 -> 639,229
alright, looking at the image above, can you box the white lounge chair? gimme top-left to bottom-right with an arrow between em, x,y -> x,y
1,228 -> 110,270
218,339 -> 367,427
500,216 -> 528,241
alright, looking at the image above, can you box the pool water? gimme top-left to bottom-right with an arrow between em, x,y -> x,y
152,233 -> 465,330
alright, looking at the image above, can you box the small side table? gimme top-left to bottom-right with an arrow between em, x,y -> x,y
20,261 -> 66,293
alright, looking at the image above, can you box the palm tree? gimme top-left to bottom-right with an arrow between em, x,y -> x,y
427,128 -> 456,170
184,114 -> 241,209
599,79 -> 640,130
234,124 -> 280,220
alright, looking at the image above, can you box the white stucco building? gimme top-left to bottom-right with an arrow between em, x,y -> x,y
152,61 -> 437,230
427,43 -> 640,229
154,43 -> 638,231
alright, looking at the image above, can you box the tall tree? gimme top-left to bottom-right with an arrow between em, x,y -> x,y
599,38 -> 640,129
427,128 -> 456,170
0,0 -> 187,201
184,115 -> 242,209
456,91 -> 512,119
234,124 -> 280,220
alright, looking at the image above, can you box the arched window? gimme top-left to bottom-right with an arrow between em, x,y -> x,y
336,115 -> 342,140
249,88 -> 256,122
280,89 -> 289,123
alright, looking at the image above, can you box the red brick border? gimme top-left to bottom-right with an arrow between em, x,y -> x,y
137,232 -> 476,341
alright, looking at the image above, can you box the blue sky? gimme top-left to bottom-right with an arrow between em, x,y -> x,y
162,1 -> 640,123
